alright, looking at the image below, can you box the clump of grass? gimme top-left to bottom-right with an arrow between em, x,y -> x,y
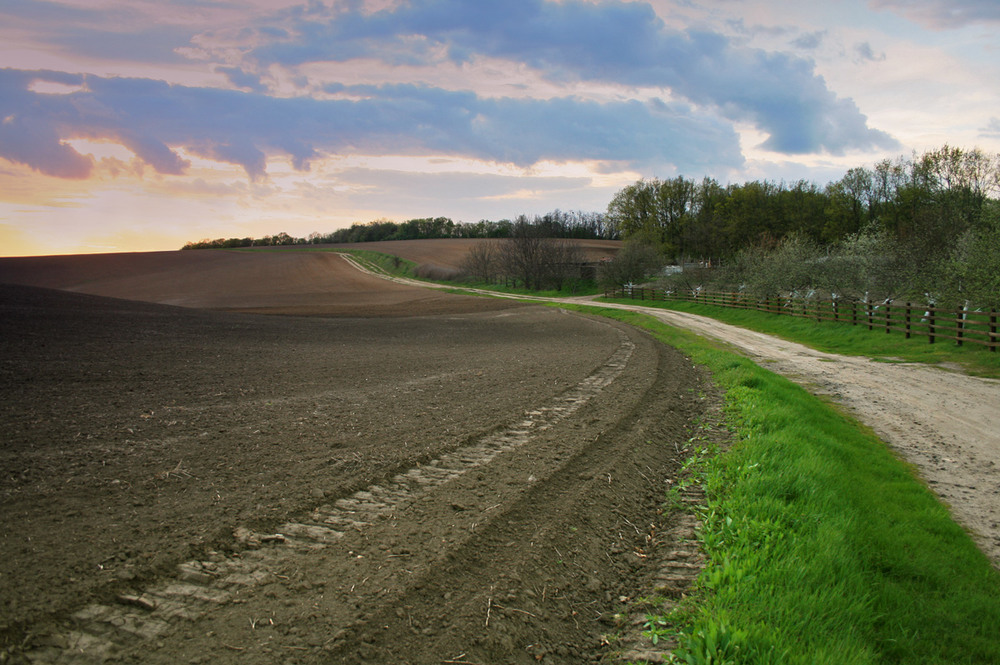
559,304 -> 1000,664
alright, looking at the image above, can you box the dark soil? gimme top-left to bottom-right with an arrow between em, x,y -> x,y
0,270 -> 708,664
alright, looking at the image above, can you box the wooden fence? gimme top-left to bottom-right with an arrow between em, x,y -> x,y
604,287 -> 999,351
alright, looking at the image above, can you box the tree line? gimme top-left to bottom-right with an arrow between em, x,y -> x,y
181,210 -> 612,250
607,145 -> 1000,307
607,145 -> 998,261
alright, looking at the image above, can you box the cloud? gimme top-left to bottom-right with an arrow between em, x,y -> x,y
0,0 -> 195,65
216,67 -> 268,92
321,166 -> 623,222
0,68 -> 744,180
981,117 -> 1000,139
333,167 -> 592,204
869,0 -> 1000,29
792,30 -> 826,50
239,0 -> 897,155
1,0 -> 909,187
0,71 -> 94,178
854,42 -> 886,62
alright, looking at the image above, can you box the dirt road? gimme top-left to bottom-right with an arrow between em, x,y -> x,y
593,302 -> 1000,566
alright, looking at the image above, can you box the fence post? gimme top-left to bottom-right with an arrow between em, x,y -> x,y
956,307 -> 964,346
866,298 -> 873,331
991,309 -> 997,353
885,302 -> 891,334
928,306 -> 935,344
905,302 -> 911,339
851,299 -> 857,326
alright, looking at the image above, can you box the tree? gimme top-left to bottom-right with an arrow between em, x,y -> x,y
654,176 -> 696,256
460,240 -> 501,283
499,216 -> 548,289
539,239 -> 585,291
682,177 -> 728,260
938,201 -> 1000,306
825,168 -> 873,241
606,177 -> 696,257
606,179 -> 659,243
724,233 -> 824,299
597,241 -> 663,288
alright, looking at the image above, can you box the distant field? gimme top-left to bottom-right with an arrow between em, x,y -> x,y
312,238 -> 622,268
0,238 -> 621,315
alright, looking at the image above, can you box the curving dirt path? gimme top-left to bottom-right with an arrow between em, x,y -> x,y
348,257 -> 1000,567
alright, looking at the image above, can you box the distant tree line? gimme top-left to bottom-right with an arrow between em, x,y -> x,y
607,145 -> 1000,265
606,145 -> 1000,307
181,210 -> 612,250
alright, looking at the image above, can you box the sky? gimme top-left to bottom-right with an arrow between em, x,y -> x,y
1,0 -> 998,256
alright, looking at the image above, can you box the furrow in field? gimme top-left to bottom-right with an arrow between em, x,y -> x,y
19,327 -> 636,665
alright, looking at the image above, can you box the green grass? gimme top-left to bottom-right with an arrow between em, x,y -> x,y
333,248 -> 420,278
558,304 -> 1000,665
599,297 -> 1000,379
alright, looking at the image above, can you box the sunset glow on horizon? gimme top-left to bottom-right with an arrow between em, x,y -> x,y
2,0 -> 998,256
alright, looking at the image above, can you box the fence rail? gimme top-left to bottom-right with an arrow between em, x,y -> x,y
604,287 -> 999,352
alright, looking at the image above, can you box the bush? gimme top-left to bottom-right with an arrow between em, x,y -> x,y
414,264 -> 461,281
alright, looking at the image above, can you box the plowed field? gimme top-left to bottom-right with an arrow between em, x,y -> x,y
0,244 -> 708,665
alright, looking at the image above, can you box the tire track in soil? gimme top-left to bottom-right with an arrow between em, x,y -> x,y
15,318 -> 715,664
321,325 -> 711,665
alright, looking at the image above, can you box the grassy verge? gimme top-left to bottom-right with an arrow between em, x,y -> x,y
600,297 -> 1000,379
329,248 -> 421,278
559,303 -> 1000,664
